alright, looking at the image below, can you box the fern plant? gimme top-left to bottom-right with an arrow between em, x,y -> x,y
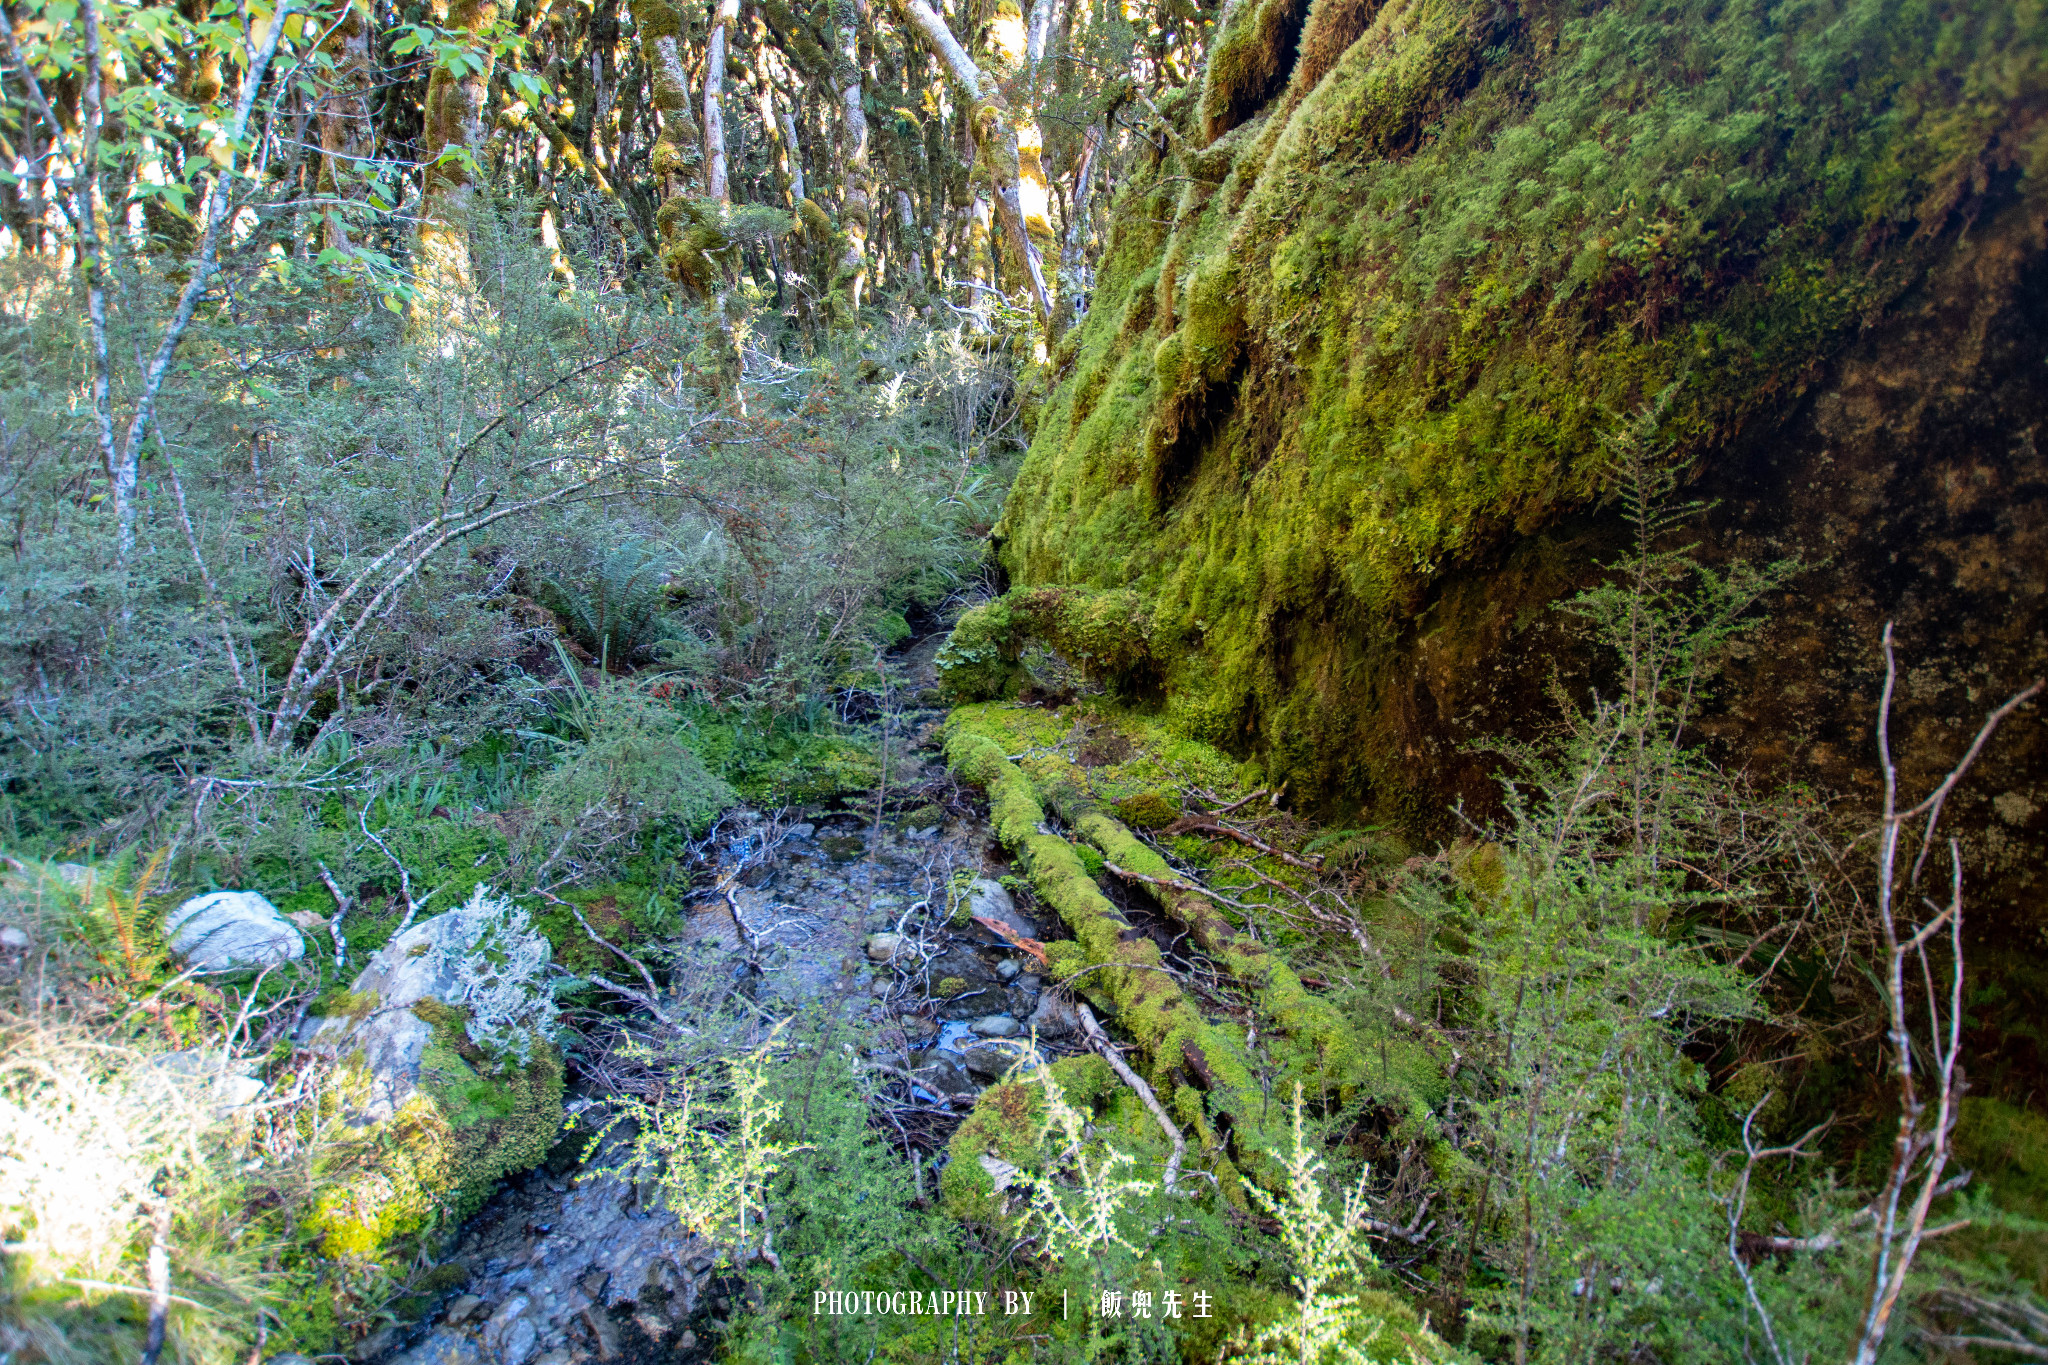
535,536 -> 685,666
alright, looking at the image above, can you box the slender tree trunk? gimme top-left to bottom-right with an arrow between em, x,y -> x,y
833,0 -> 872,311
1053,120 -> 1100,335
779,104 -> 808,202
889,0 -> 1052,322
316,2 -> 376,252
703,0 -> 739,200
417,0 -> 502,303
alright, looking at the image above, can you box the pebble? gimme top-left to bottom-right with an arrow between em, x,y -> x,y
864,933 -> 905,963
444,1293 -> 485,1324
0,925 -> 28,949
995,958 -> 1021,981
971,1014 -> 1021,1038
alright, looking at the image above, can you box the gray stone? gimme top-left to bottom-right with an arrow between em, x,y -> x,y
164,890 -> 303,972
444,1294 -> 486,1324
266,1356 -> 317,1365
387,1341 -> 481,1365
144,1050 -> 267,1115
916,1054 -> 979,1097
1027,993 -> 1081,1038
971,1014 -> 1021,1038
959,1044 -> 1020,1079
965,878 -> 1038,938
788,823 -> 816,840
995,958 -> 1021,981
864,933 -> 905,963
348,1325 -> 398,1361
0,925 -> 28,949
498,1318 -> 538,1364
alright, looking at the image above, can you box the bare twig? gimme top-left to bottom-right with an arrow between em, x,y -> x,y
1163,816 -> 1324,872
314,861 -> 350,971
1076,1002 -> 1185,1193
1849,625 -> 2040,1365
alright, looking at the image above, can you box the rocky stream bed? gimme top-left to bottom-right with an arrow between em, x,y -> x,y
293,655 -> 1096,1365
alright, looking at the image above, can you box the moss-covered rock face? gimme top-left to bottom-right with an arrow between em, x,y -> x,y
996,0 -> 2048,1081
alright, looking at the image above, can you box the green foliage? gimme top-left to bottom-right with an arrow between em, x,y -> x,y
522,677 -> 737,879
534,535 -> 690,665
586,1026 -> 809,1266
1233,1085 -> 1441,1365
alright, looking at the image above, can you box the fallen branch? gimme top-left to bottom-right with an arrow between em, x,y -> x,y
970,913 -> 1048,968
569,906 -> 677,1028
1077,1002 -> 1185,1193
1163,817 -> 1324,872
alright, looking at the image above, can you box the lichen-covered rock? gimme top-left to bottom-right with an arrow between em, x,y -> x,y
298,888 -> 564,1269
164,890 -> 304,972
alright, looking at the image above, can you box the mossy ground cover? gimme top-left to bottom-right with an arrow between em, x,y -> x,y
1000,0 -> 2048,813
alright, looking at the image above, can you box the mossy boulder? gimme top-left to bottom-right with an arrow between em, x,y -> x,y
298,893 -> 565,1266
994,0 -> 2048,1070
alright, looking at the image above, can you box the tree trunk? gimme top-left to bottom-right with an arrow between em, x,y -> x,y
703,0 -> 739,201
1053,120 -> 1100,336
633,0 -> 702,205
316,2 -> 376,252
833,0 -> 873,311
889,0 -> 1051,323
417,0 -> 502,303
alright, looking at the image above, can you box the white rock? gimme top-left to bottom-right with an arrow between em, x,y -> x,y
300,889 -> 555,1125
971,1014 -> 1021,1038
0,925 -> 29,949
864,932 -> 906,963
164,891 -> 303,972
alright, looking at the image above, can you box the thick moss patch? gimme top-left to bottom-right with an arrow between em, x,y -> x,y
306,1008 -> 564,1264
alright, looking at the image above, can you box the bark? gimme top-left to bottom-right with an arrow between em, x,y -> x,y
633,0 -> 702,202
1053,120 -> 1100,335
417,0 -> 502,302
703,0 -> 740,201
316,2 -> 376,251
890,0 -> 1052,322
833,0 -> 873,310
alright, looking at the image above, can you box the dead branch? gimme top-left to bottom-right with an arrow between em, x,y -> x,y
1164,816 -> 1325,872
1849,624 -> 2041,1365
314,861 -> 350,971
1076,1002 -> 1185,1193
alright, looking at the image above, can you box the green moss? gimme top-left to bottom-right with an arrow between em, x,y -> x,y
940,1056 -> 1122,1222
311,987 -> 380,1020
935,587 -> 1155,701
1114,789 -> 1181,829
996,0 -> 2048,818
305,1009 -> 565,1266
943,709 -> 1291,1181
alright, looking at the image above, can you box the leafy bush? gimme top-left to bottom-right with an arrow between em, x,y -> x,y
521,678 -> 736,882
